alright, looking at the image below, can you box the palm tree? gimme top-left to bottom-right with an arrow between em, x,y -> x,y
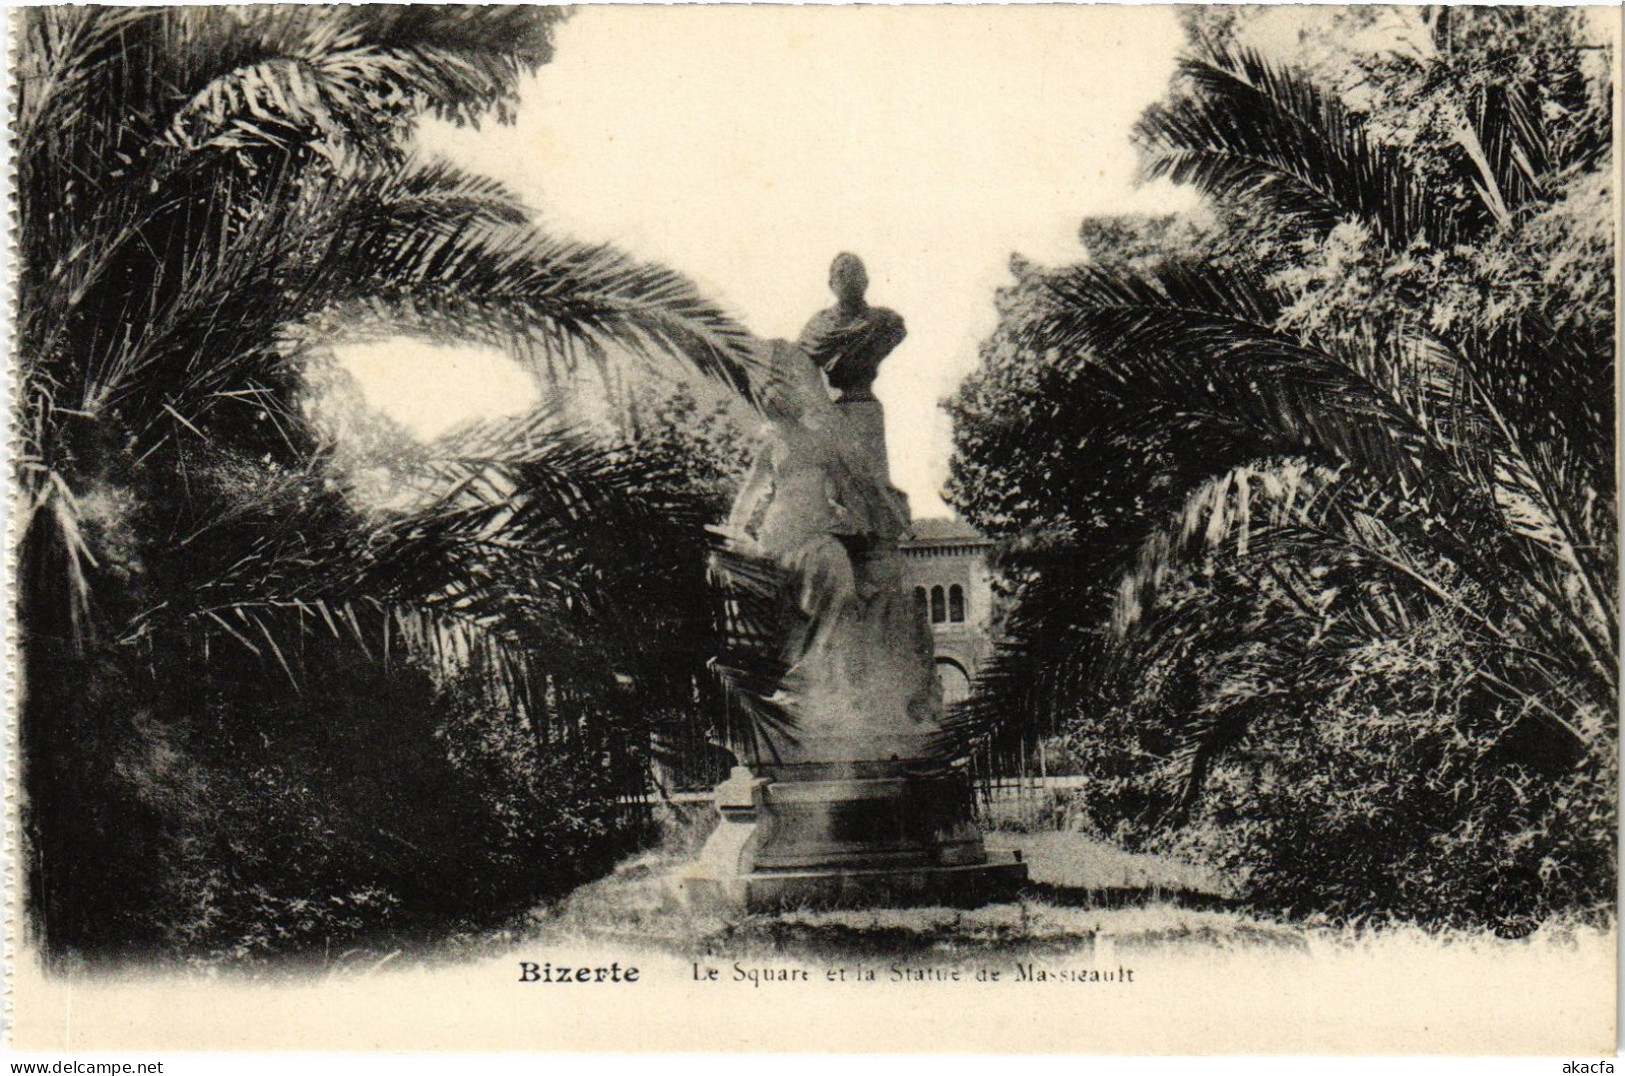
946,15 -> 1615,822
13,6 -> 757,956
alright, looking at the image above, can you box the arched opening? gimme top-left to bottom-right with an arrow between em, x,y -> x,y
948,583 -> 966,623
914,586 -> 929,621
935,658 -> 971,706
930,585 -> 946,624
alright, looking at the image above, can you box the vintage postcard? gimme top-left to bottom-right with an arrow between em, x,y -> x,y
4,3 -> 1618,1060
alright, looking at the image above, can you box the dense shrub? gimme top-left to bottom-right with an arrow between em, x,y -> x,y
1157,616 -> 1612,930
29,639 -> 644,968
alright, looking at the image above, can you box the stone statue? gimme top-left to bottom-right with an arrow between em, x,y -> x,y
719,338 -> 936,765
680,277 -> 1026,909
797,253 -> 906,489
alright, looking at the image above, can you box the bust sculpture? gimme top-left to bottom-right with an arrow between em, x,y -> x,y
797,253 -> 906,488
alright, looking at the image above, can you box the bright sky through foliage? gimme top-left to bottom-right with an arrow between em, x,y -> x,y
339,338 -> 541,440
345,5 -> 1193,515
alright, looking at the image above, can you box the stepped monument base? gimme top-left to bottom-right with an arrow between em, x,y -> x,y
679,765 -> 1027,912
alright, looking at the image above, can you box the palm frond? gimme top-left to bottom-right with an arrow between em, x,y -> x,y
310,160 -> 760,398
1137,39 -> 1477,250
1032,261 -> 1488,526
929,555 -> 1110,765
157,7 -> 564,162
16,467 -> 100,649
117,409 -> 728,774
704,537 -> 798,765
1118,459 -> 1613,745
1443,322 -> 1616,628
1032,259 -> 1614,636
15,7 -> 757,713
1111,460 -> 1325,635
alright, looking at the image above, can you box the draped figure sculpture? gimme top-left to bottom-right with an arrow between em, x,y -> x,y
718,337 -> 939,765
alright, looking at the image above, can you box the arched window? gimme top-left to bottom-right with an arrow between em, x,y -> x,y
914,586 -> 928,620
930,585 -> 946,624
948,584 -> 966,623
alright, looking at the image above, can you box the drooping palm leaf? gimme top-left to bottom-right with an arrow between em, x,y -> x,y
1030,259 -> 1613,665
14,5 -> 760,670
312,158 -> 760,400
704,537 -> 799,766
948,250 -> 1613,778
124,408 -> 709,735
1030,261 -> 1493,533
1137,39 -> 1479,251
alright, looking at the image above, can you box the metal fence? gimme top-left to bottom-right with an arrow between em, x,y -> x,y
626,774 -> 1090,830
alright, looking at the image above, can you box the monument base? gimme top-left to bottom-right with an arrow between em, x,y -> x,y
678,764 -> 1029,912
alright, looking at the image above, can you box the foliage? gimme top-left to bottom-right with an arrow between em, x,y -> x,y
946,8 -> 1615,925
1187,622 -> 1616,931
13,6 -> 756,962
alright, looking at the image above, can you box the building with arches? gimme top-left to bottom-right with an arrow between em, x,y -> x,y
900,518 -> 996,706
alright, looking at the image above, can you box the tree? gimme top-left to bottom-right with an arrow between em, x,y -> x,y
13,6 -> 757,959
946,9 -> 1615,925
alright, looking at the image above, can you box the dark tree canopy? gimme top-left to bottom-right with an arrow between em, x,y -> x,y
945,7 -> 1615,927
13,5 -> 757,962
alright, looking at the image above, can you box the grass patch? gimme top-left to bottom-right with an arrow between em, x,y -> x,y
505,835 -> 1298,966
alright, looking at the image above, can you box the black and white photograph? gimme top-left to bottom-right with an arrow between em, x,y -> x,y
4,2 -> 1618,1058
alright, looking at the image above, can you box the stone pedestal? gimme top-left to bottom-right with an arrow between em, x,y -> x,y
680,764 -> 1027,911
